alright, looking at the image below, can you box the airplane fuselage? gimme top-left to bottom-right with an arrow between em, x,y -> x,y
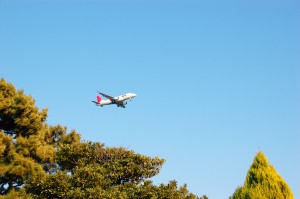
92,92 -> 137,108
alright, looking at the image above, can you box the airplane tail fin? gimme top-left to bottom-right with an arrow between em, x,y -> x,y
92,96 -> 102,105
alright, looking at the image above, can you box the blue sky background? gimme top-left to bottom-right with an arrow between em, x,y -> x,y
0,1 -> 299,198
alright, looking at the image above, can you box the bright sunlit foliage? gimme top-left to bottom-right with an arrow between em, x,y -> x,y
230,151 -> 294,199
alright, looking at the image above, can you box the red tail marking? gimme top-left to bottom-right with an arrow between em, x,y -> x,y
97,96 -> 102,103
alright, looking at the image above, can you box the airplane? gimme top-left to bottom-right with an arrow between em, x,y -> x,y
92,91 -> 137,108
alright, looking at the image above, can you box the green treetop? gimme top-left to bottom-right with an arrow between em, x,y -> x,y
231,151 -> 294,199
0,79 -> 52,194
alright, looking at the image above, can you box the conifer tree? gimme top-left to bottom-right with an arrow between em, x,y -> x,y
230,151 -> 294,199
0,79 -> 54,194
1,78 -> 204,198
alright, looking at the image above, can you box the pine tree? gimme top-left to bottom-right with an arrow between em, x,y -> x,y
230,151 -> 294,199
26,133 -> 201,198
0,79 -> 53,194
1,78 -> 204,198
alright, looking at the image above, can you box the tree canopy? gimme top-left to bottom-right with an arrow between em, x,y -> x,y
0,78 -> 204,198
230,151 -> 294,199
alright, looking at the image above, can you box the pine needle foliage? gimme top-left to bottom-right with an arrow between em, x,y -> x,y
0,79 -> 51,194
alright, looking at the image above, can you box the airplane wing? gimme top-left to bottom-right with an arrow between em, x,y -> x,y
97,91 -> 115,101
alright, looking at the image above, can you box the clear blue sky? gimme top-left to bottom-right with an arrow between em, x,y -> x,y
1,1 -> 299,198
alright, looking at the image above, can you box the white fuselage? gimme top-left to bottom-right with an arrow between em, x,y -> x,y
98,93 -> 137,107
